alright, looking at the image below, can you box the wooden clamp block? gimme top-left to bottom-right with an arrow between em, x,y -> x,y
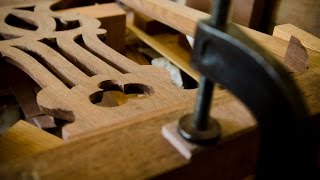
162,121 -> 203,160
283,36 -> 308,73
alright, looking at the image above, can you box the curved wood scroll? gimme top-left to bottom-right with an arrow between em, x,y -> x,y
0,1 -> 194,139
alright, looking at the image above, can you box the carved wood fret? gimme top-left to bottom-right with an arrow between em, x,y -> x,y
0,1 -> 194,139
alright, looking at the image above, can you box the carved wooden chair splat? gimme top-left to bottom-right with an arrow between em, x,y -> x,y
0,1 -> 194,139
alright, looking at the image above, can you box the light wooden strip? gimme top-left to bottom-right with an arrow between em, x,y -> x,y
273,24 -> 320,53
0,120 -> 63,163
127,20 -> 200,81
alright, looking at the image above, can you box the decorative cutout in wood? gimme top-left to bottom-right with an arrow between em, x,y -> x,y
0,1 -> 193,139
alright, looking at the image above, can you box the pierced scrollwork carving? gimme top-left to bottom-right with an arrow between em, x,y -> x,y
0,1 -> 193,139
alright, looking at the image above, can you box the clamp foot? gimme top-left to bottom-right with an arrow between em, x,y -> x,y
178,114 -> 221,145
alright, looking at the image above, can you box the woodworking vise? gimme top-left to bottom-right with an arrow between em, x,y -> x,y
176,0 -> 318,179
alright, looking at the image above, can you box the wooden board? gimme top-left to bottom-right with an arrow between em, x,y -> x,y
0,120 -> 62,163
0,0 -> 193,140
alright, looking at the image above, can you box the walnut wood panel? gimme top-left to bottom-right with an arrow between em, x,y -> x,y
0,0 -> 193,140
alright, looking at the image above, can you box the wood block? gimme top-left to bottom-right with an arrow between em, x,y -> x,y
177,33 -> 192,52
59,3 -> 126,53
284,36 -> 308,73
0,120 -> 62,163
10,81 -> 43,119
273,24 -> 320,53
10,78 -> 56,129
162,121 -> 202,160
134,12 -> 175,35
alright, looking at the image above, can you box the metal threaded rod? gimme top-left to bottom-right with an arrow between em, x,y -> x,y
193,76 -> 214,130
210,0 -> 231,28
192,0 -> 231,131
178,0 -> 231,144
